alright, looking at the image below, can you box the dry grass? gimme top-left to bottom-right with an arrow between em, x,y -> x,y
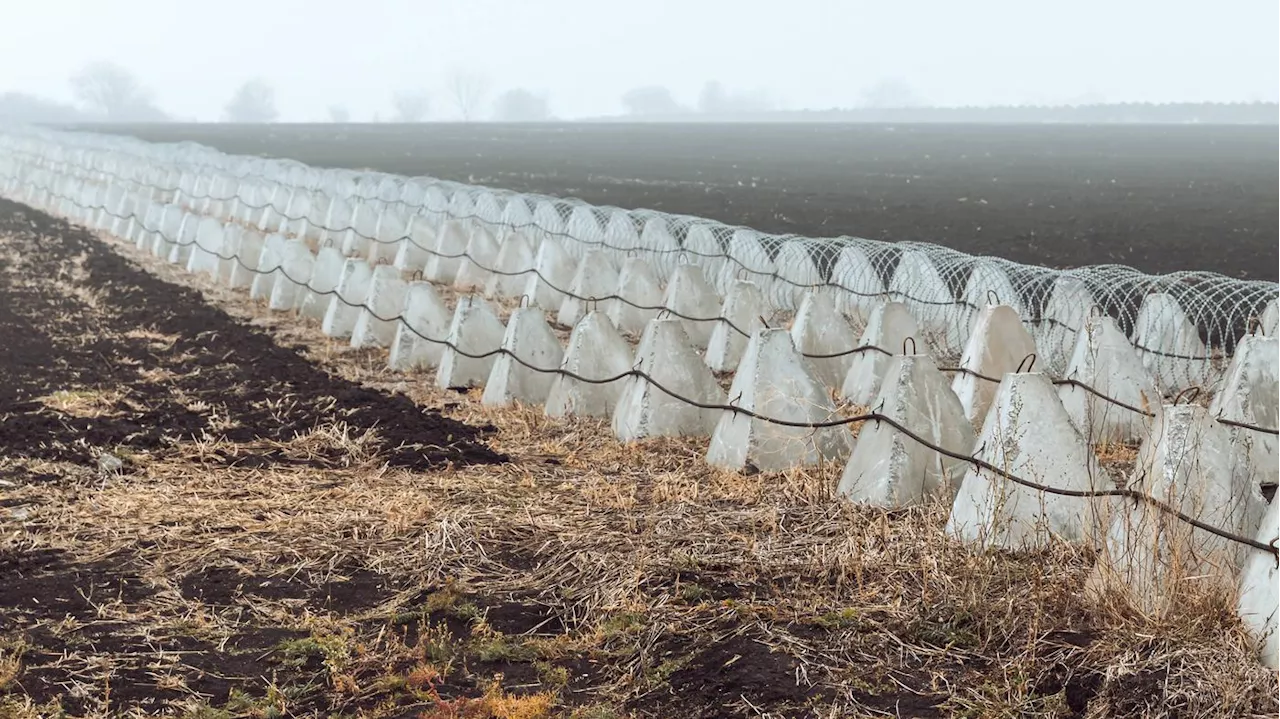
0,226 -> 1274,718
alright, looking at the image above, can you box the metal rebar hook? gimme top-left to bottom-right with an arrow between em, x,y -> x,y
969,441 -> 987,469
903,336 -> 917,356
1173,386 -> 1202,405
1089,304 -> 1104,320
322,237 -> 335,248
1015,353 -> 1037,373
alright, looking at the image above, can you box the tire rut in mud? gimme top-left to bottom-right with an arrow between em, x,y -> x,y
0,198 -> 504,471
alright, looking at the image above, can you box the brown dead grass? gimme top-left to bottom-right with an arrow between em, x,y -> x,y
0,225 -> 1274,719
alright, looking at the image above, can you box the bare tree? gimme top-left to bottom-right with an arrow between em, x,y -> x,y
392,91 -> 430,122
859,78 -> 924,109
327,105 -> 350,123
697,80 -> 773,114
224,79 -> 278,123
492,88 -> 550,122
69,62 -> 166,121
621,86 -> 684,116
447,70 -> 489,121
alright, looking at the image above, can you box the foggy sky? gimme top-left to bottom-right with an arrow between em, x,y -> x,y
5,0 -> 1278,121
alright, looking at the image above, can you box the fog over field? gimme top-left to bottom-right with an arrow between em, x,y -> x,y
1,0 -> 1277,121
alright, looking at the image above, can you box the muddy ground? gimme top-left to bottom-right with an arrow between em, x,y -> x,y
78,122 -> 1279,281
0,199 -> 1276,718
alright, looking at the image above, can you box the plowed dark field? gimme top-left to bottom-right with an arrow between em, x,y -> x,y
81,122 -> 1280,281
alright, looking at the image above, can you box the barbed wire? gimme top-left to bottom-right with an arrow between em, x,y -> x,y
45,187 -> 1280,445
4,131 -> 1275,394
7,164 -> 1261,381
24,181 -> 1274,434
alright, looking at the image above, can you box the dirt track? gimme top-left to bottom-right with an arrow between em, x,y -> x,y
82,122 -> 1280,281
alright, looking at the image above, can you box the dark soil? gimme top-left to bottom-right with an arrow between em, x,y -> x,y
0,198 -> 504,471
86,122 -> 1279,281
0,544 -> 603,716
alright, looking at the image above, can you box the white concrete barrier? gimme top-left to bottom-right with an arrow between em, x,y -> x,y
299,246 -> 345,320
482,307 -> 565,406
1091,405 -> 1268,613
1237,502 -> 1279,669
351,265 -> 406,348
1134,292 -> 1211,391
546,311 -> 633,419
839,354 -> 975,507
705,280 -> 765,373
608,257 -> 663,335
707,329 -> 852,472
947,372 -> 1109,550
613,318 -> 725,441
663,263 -> 720,350
523,238 -> 574,311
435,296 -> 506,390
558,250 -> 619,328
952,304 -> 1039,426
454,226 -> 500,292
484,231 -> 537,299
425,220 -> 468,284
268,239 -> 316,311
321,258 -> 374,339
388,281 -> 451,371
1058,314 -> 1159,445
1209,334 -> 1279,489
790,291 -> 857,391
249,233 -> 288,301
841,302 -> 921,405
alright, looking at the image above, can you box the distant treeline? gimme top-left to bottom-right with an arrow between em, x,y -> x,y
0,92 -> 92,124
599,102 -> 1280,125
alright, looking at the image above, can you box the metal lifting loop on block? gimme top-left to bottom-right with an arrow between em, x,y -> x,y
410,269 -> 424,282
678,251 -> 690,265
1248,315 -> 1262,336
758,315 -> 771,330
375,256 -> 391,266
657,308 -> 672,321
519,294 -> 531,308
586,297 -> 598,315
903,336 -> 917,355
1015,353 -> 1037,373
1174,386 -> 1202,405
970,441 -> 987,468
986,289 -> 1001,307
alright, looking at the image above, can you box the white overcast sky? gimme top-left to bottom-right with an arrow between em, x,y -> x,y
3,0 -> 1277,121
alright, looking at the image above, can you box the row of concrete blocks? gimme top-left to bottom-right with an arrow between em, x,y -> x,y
9,156 -> 1273,392
12,165 -> 1280,671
